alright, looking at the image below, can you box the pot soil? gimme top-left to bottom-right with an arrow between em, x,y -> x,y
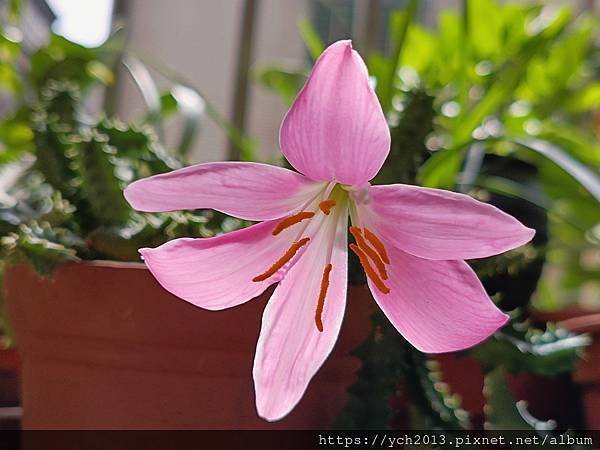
4,261 -> 375,430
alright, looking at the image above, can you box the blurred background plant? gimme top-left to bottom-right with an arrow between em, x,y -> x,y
0,0 -> 251,343
258,0 -> 599,432
0,0 -> 598,434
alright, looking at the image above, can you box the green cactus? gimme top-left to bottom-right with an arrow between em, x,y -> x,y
402,350 -> 470,430
1,221 -> 84,276
98,119 -> 179,177
87,211 -> 221,261
374,90 -> 436,185
32,119 -> 77,196
71,129 -> 131,227
334,311 -> 469,430
471,320 -> 590,377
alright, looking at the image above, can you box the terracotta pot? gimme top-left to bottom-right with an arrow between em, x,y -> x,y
556,312 -> 600,430
3,261 -> 375,430
435,354 -> 582,429
0,347 -> 19,404
433,308 -> 600,430
0,347 -> 21,429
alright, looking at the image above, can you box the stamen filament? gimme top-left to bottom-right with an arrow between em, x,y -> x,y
315,264 -> 332,332
349,227 -> 388,280
363,227 -> 390,264
272,211 -> 315,236
349,244 -> 390,294
319,199 -> 336,215
252,237 -> 310,282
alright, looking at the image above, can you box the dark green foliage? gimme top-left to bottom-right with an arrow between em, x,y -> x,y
334,312 -> 469,430
97,119 -> 179,177
318,0 -> 595,432
0,221 -> 84,276
483,366 -> 555,431
0,0 -> 596,434
472,321 -> 590,377
71,129 -> 130,227
256,67 -> 306,106
0,35 -> 231,278
32,119 -> 77,196
401,349 -> 470,430
374,90 -> 436,185
334,312 -> 406,429
87,211 -> 217,261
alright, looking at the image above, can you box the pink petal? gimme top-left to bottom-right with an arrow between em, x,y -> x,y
140,220 -> 307,311
369,245 -> 509,353
253,208 -> 348,421
280,40 -> 390,186
124,162 -> 325,221
365,184 -> 535,260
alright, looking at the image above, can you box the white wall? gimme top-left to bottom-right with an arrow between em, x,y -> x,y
119,0 -> 310,163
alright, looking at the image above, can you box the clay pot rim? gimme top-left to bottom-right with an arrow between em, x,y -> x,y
531,306 -> 600,334
70,260 -> 146,270
559,313 -> 600,334
6,260 -> 146,273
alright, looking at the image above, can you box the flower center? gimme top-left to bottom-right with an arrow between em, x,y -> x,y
318,199 -> 336,215
251,183 -> 391,333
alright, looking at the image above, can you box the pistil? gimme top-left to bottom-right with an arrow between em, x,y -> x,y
318,199 -> 336,215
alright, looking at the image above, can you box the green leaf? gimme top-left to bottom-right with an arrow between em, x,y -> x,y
8,0 -> 22,22
169,85 -> 205,157
511,137 -> 600,202
122,55 -> 162,124
417,140 -> 475,188
256,67 -> 306,106
85,60 -> 114,85
296,18 -> 324,61
377,0 -> 419,113
562,82 -> 600,112
30,33 -> 111,91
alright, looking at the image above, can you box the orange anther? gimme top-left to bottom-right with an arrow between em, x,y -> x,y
252,237 -> 310,282
272,211 -> 315,236
349,244 -> 390,294
349,227 -> 388,280
318,199 -> 337,215
315,264 -> 332,332
363,227 -> 390,264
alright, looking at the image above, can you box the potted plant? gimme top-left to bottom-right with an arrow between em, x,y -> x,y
1,0 -> 598,432
0,24 -> 379,429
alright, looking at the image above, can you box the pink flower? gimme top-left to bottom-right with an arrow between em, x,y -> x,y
124,40 -> 534,421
